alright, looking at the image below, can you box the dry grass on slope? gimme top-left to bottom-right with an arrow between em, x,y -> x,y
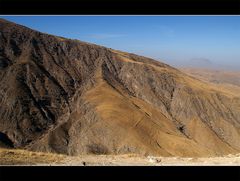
0,148 -> 65,165
83,68 -> 218,157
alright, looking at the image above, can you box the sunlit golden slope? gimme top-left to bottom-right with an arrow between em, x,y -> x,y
75,51 -> 239,156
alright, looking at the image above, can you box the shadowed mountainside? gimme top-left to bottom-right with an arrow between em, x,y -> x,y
0,18 -> 240,157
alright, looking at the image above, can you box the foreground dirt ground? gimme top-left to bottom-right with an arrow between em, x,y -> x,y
1,148 -> 240,166
60,154 -> 240,166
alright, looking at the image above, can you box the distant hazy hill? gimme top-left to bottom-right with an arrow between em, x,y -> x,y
180,68 -> 240,87
0,18 -> 240,157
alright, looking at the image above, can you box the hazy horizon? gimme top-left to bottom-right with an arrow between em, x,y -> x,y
1,16 -> 239,71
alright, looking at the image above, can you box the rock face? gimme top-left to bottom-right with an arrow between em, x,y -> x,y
0,18 -> 240,157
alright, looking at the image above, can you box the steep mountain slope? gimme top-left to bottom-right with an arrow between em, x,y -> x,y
0,18 -> 240,157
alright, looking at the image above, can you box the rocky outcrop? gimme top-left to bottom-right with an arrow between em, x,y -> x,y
0,18 -> 240,157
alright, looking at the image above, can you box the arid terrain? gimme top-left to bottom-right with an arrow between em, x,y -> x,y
0,18 -> 240,165
1,148 -> 240,166
181,68 -> 240,96
180,68 -> 240,87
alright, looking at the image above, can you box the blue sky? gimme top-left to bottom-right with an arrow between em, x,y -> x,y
1,16 -> 240,70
